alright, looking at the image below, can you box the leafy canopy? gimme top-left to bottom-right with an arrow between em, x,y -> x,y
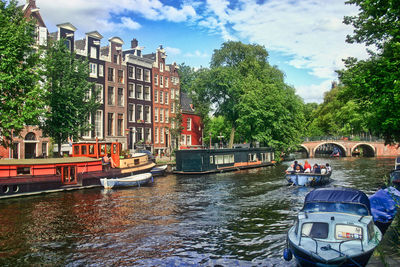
0,0 -> 45,147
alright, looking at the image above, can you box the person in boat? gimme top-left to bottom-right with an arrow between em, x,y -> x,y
293,161 -> 304,172
320,165 -> 327,174
303,160 -> 312,173
294,165 -> 303,173
313,164 -> 321,174
286,164 -> 294,174
326,163 -> 332,173
103,154 -> 116,168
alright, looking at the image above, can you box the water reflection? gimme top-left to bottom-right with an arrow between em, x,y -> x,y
0,157 -> 395,266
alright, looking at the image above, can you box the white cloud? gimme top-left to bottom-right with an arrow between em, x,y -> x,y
185,50 -> 209,58
296,80 -> 334,104
165,46 -> 181,55
120,17 -> 141,30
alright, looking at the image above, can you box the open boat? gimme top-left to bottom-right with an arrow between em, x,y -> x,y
100,173 -> 153,189
284,188 -> 382,266
286,171 -> 331,186
369,186 -> 400,234
150,165 -> 168,177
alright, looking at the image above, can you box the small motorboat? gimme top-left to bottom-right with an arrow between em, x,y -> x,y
150,165 -> 168,177
284,188 -> 382,266
100,173 -> 153,189
369,186 -> 400,234
286,172 -> 331,186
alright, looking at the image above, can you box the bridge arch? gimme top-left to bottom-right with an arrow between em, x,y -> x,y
351,143 -> 376,157
313,142 -> 347,157
299,145 -> 310,157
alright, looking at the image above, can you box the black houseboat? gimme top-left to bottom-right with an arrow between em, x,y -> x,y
174,147 -> 274,174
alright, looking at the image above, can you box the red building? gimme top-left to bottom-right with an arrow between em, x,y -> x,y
179,93 -> 203,149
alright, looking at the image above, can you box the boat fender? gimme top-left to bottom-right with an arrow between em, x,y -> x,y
283,248 -> 292,261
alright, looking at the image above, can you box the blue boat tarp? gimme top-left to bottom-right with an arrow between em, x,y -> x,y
304,188 -> 371,214
369,187 -> 400,223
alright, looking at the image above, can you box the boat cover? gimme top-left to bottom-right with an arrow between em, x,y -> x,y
369,187 -> 400,223
304,188 -> 371,213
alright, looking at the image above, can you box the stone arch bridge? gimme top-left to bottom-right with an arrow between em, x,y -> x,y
301,140 -> 400,158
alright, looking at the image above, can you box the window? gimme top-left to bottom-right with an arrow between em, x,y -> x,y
99,64 -> 104,77
136,67 -> 143,80
90,46 -> 97,59
136,127 -> 143,142
160,128 -> 164,143
144,69 -> 150,82
136,105 -> 143,121
155,127 -> 159,143
215,155 -> 224,164
95,110 -> 103,138
160,108 -> 163,122
117,88 -> 124,106
210,156 -> 214,164
117,114 -> 123,136
165,109 -> 169,123
118,70 -> 124,83
42,142 -> 47,157
83,113 -> 92,138
171,102 -> 175,113
84,87 -> 91,102
186,135 -> 191,146
108,67 -> 114,81
160,91 -> 164,104
107,113 -> 114,136
128,83 -> 134,98
302,222 -> 329,239
181,134 -> 185,145
144,105 -> 151,123
95,84 -> 103,103
165,77 -> 169,88
155,107 -> 158,122
113,54 -> 118,64
154,90 -> 158,102
144,86 -> 150,101
145,128 -> 151,142
160,76 -> 163,87
160,63 -> 164,72
128,104 -> 135,122
187,118 -> 192,131
165,92 -> 168,104
89,63 -> 97,77
128,66 -> 134,78
154,74 -> 158,85
335,224 -> 363,240
107,86 -> 114,105
136,84 -> 143,99
176,89 -> 179,99
171,89 -> 175,99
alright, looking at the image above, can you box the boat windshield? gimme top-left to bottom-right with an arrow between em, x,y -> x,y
303,202 -> 369,216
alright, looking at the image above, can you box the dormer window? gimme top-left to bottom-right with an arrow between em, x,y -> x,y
90,46 -> 97,59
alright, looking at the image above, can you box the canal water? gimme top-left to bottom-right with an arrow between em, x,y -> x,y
0,157 -> 396,266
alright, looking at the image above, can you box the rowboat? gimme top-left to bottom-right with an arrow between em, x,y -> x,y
100,173 -> 153,189
285,172 -> 331,186
284,188 -> 382,266
150,165 -> 168,177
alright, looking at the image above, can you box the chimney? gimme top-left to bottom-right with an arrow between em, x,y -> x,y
131,38 -> 138,48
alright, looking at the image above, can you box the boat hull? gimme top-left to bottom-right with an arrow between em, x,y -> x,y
286,172 -> 331,186
288,238 -> 374,267
100,173 -> 153,189
150,165 -> 168,177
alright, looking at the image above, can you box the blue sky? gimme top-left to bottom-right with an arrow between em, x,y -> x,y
25,0 -> 369,103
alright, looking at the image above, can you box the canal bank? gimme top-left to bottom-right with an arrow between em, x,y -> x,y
0,157 -> 398,266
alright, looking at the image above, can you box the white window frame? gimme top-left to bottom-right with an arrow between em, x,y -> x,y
187,118 -> 192,131
95,110 -> 103,138
155,127 -> 159,144
186,135 -> 192,146
128,83 -> 135,98
144,105 -> 151,123
137,104 -> 143,121
144,86 -> 151,101
154,89 -> 158,103
95,83 -> 103,104
144,69 -> 150,82
89,63 -> 97,78
160,91 -> 164,104
155,107 -> 158,122
136,84 -> 143,99
98,64 -> 104,77
128,103 -> 135,122
90,46 -> 97,59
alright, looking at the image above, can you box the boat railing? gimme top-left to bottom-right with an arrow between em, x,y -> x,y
300,234 -> 364,256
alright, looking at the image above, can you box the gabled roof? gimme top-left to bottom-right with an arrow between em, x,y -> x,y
57,22 -> 77,32
86,31 -> 103,40
108,37 -> 124,45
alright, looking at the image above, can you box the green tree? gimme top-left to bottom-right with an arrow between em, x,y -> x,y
0,0 -> 44,147
40,40 -> 99,156
339,0 -> 400,143
177,63 -> 197,93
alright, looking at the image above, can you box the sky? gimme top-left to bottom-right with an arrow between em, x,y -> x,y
23,0 -> 369,103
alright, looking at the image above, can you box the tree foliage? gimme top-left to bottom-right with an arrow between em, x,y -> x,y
187,41 -> 305,152
0,0 -> 44,147
339,0 -> 400,144
40,40 -> 99,155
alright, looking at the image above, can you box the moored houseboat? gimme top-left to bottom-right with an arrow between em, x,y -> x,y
0,141 -> 155,199
174,147 -> 274,174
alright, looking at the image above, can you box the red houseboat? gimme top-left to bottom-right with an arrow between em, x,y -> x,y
0,141 -> 155,199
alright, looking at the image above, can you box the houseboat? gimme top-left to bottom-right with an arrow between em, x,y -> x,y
173,147 -> 274,174
0,141 -> 155,199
